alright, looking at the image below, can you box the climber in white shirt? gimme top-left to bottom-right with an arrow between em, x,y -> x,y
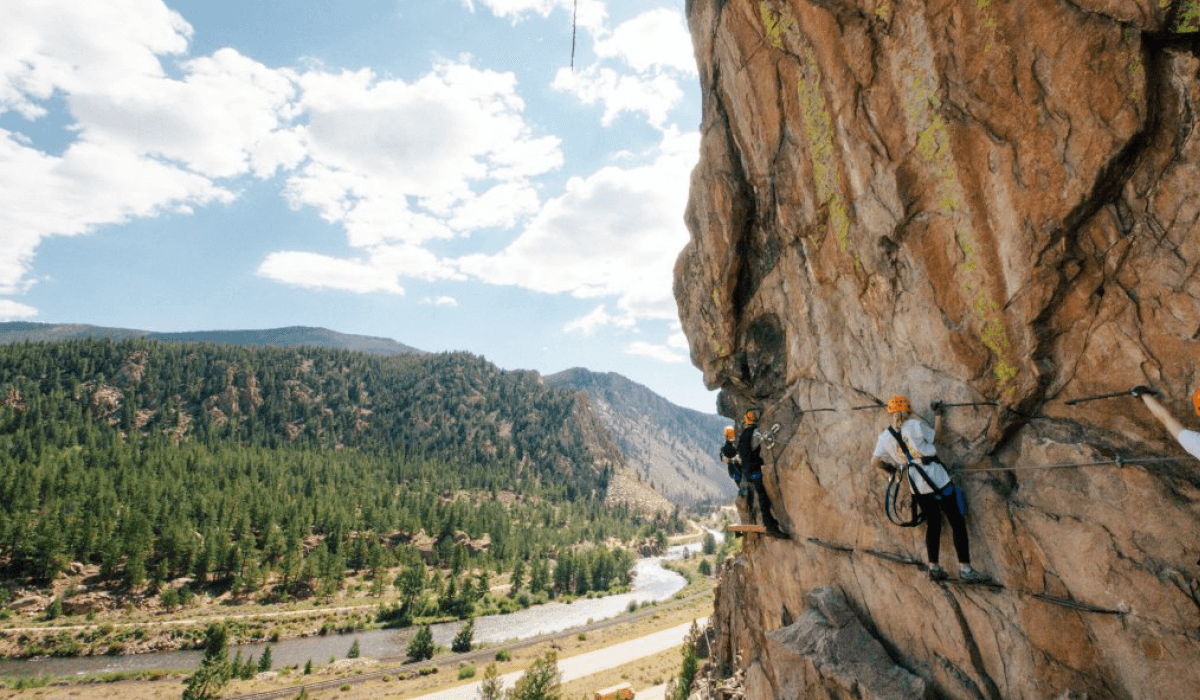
870,395 -> 990,584
1132,386 -> 1200,461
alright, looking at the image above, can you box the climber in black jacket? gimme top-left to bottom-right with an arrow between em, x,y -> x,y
737,409 -> 786,537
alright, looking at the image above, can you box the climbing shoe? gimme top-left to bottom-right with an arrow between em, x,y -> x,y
958,567 -> 993,585
765,525 -> 791,539
927,564 -> 948,581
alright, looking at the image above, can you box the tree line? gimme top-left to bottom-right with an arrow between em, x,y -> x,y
0,339 -> 679,606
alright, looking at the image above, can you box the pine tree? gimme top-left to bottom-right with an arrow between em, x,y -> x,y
258,645 -> 273,672
451,618 -> 474,653
347,639 -> 360,659
478,662 -> 503,700
407,624 -> 434,661
509,650 -> 560,700
182,623 -> 231,700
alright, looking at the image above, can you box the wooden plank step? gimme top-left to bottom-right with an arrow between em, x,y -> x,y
727,524 -> 768,533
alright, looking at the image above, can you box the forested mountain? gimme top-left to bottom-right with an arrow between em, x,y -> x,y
0,339 -> 674,598
0,322 -> 423,355
546,368 -> 736,505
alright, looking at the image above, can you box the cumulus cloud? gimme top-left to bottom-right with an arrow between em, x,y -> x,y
260,58 -> 562,293
0,0 -> 299,295
471,0 -> 608,32
592,8 -> 696,75
626,340 -> 685,363
257,252 -> 405,295
457,127 -> 698,322
564,304 -> 634,335
0,299 -> 37,321
551,7 -> 694,127
422,296 -> 459,306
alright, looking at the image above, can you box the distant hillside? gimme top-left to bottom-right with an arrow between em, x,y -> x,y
0,338 -> 678,601
546,367 -> 736,505
0,322 -> 423,355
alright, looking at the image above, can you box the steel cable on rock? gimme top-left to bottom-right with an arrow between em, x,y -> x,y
954,456 -> 1189,474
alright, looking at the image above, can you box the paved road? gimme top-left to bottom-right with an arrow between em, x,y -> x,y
409,618 -> 707,700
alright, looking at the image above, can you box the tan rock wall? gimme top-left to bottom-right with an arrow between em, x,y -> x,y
679,1 -> 1200,699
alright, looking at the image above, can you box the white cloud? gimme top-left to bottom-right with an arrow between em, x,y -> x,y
0,0 -> 299,295
592,8 -> 696,75
473,0 -> 608,32
264,58 -> 562,293
457,127 -> 697,322
256,252 -> 405,295
549,7 -> 694,128
564,303 -> 637,335
626,340 -> 685,363
0,0 -> 192,119
552,65 -> 683,127
0,129 -> 235,294
70,47 -> 302,178
0,299 -> 37,321
422,296 -> 459,307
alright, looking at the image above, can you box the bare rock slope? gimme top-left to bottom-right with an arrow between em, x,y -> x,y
677,2 -> 1200,699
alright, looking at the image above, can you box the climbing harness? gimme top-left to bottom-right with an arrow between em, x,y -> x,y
884,469 -> 925,527
758,423 -> 786,450
882,425 -> 952,526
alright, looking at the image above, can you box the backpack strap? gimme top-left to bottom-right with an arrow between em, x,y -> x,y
887,426 -> 942,495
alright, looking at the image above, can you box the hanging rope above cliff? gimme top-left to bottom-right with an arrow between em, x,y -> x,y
570,0 -> 578,69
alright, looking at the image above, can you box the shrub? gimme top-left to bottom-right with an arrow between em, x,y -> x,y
451,618 -> 474,653
495,647 -> 512,662
458,663 -> 477,680
407,625 -> 434,661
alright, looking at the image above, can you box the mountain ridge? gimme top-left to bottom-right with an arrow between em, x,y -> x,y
0,322 -> 424,355
1,322 -> 714,508
546,367 -> 735,505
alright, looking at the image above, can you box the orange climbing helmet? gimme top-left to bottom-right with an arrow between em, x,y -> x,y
744,408 -> 760,425
724,426 -> 736,440
1193,388 -> 1200,417
886,396 -> 911,414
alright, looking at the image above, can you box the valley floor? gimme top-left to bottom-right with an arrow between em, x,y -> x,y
0,586 -> 713,700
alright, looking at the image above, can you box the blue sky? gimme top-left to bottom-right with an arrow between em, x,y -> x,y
0,0 -> 718,413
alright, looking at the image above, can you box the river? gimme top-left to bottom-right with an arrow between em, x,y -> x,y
0,540 -> 711,679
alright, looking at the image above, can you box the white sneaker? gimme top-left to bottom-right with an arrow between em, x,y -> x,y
959,566 -> 992,584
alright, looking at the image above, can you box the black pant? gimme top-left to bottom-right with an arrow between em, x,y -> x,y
745,477 -> 779,531
915,487 -> 969,565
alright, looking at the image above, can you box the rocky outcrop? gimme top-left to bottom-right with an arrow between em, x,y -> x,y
678,2 -> 1200,699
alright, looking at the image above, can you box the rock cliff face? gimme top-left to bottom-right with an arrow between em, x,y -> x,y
677,2 -> 1200,699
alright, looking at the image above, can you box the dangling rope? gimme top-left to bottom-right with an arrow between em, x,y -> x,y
884,470 -> 925,527
570,0 -> 578,69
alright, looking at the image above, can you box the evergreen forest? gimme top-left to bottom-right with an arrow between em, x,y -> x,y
0,339 -> 676,614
